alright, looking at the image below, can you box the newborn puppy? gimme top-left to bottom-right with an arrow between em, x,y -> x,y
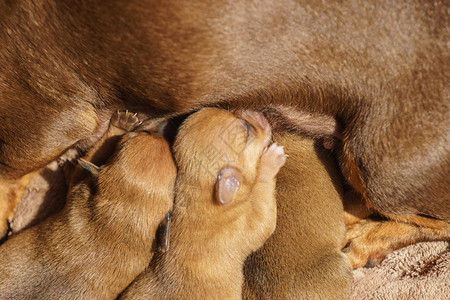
0,112 -> 176,299
119,108 -> 286,299
243,131 -> 352,299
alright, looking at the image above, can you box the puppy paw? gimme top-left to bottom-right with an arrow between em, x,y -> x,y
342,218 -> 435,268
111,110 -> 142,132
259,143 -> 287,177
342,219 -> 390,268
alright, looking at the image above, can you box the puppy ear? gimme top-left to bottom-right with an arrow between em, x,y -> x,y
156,211 -> 172,253
77,158 -> 102,176
215,166 -> 243,205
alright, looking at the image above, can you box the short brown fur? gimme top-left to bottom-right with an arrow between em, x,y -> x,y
0,112 -> 176,299
243,131 -> 352,299
0,0 -> 448,266
120,108 -> 286,299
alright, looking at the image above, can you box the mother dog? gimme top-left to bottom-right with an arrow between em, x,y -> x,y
0,0 -> 448,251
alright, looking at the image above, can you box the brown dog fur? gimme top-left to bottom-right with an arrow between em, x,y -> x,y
0,0 -> 448,263
243,131 -> 352,299
120,108 -> 286,299
0,112 -> 175,299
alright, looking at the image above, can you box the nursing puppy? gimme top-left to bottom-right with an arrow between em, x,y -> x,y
0,112 -> 176,299
120,108 -> 286,299
0,0 -> 448,265
243,131 -> 352,299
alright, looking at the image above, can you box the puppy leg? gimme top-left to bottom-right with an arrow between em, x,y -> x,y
10,157 -> 74,235
247,143 -> 287,245
0,172 -> 40,240
343,214 -> 450,268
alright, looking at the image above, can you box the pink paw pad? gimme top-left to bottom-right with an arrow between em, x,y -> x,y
262,143 -> 287,170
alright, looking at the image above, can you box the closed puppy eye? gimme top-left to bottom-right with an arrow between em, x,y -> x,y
245,122 -> 251,138
239,119 -> 255,142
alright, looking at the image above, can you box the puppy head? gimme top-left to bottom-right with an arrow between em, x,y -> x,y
173,108 -> 271,205
96,132 -> 176,230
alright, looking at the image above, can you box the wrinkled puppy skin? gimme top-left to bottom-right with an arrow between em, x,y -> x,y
0,112 -> 176,299
119,108 -> 286,299
243,131 -> 352,299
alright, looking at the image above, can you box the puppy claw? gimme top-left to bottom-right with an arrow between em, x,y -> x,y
260,143 -> 287,174
111,110 -> 142,131
343,219 -> 404,268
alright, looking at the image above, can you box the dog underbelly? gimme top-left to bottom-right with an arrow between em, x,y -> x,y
0,101 -> 114,180
0,0 -> 448,222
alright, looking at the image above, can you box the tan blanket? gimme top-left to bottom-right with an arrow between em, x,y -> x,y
351,241 -> 449,300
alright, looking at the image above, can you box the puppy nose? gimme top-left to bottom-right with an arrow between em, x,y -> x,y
240,110 -> 270,133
